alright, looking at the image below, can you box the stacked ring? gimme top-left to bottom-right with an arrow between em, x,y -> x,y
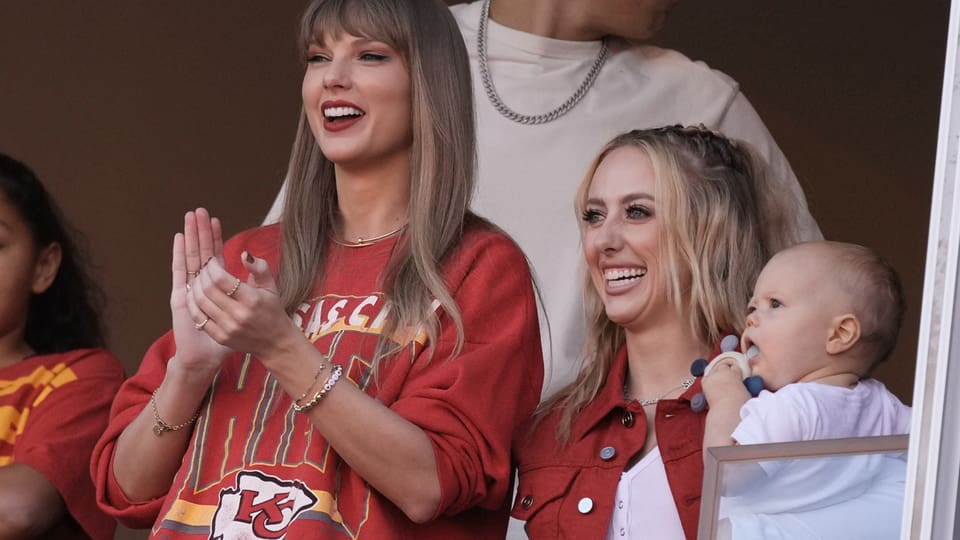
226,278 -> 241,298
195,317 -> 210,331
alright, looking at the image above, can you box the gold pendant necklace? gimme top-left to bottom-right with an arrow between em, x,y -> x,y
624,377 -> 696,406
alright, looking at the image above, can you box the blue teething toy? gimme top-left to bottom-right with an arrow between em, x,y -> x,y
689,334 -> 764,413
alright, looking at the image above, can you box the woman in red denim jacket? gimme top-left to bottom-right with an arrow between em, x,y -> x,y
512,126 -> 796,540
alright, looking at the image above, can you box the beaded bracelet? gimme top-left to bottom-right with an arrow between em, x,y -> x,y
151,388 -> 201,436
293,365 -> 343,414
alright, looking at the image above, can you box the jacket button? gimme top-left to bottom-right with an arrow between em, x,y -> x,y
577,497 -> 594,514
520,495 -> 533,509
599,446 -> 616,460
621,411 -> 634,427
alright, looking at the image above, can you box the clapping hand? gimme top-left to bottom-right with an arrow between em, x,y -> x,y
170,208 -> 233,375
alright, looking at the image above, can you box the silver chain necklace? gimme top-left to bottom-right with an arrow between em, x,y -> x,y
625,377 -> 696,406
476,0 -> 609,125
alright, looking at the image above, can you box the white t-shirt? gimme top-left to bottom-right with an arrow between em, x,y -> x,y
733,379 -> 912,448
721,379 -> 911,539
267,1 -> 821,396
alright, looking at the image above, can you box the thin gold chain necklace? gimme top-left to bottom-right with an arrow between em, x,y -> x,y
332,224 -> 406,247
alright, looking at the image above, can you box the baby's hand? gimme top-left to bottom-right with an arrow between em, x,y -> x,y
689,335 -> 765,413
702,358 -> 751,407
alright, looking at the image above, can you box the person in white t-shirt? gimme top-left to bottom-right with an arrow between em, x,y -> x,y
267,0 -> 822,396
702,240 -> 911,539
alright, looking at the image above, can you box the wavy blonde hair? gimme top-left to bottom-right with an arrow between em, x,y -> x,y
279,0 -> 475,360
546,126 -> 796,440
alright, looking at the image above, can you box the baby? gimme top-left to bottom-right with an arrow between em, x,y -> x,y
702,240 -> 911,539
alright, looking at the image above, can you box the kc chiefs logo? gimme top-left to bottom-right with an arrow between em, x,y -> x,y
211,470 -> 318,539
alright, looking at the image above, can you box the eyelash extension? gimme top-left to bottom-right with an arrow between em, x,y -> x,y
306,55 -> 326,63
626,203 -> 652,217
581,209 -> 602,222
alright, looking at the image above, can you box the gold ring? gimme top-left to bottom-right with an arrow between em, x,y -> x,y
187,270 -> 200,277
194,317 -> 210,331
226,278 -> 241,298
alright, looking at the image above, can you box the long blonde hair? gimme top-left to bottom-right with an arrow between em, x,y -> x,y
547,125 -> 795,440
280,0 -> 475,359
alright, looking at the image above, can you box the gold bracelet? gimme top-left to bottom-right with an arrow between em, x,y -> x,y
151,388 -> 201,436
293,363 -> 328,404
293,365 -> 343,414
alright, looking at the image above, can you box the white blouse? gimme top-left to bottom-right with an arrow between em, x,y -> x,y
605,447 -> 686,540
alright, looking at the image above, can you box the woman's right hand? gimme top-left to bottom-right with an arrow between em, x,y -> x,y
170,208 -> 233,376
110,208 -> 232,502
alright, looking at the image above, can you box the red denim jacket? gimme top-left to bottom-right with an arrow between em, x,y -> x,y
512,346 -> 707,540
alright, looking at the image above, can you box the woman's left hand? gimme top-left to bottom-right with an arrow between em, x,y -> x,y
188,251 -> 301,359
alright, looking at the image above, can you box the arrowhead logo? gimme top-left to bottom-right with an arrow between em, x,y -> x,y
211,470 -> 318,539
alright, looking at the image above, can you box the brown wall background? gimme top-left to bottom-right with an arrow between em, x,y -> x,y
0,1 -> 949,539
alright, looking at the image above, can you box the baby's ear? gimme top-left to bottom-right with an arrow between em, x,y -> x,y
826,313 -> 860,354
31,242 -> 62,295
